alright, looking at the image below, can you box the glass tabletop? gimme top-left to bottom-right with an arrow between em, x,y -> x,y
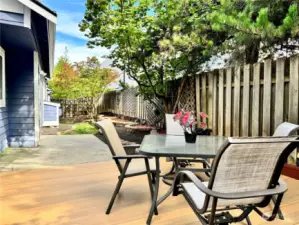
140,135 -> 227,158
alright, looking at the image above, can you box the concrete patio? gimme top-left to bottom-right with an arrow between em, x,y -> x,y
0,135 -> 111,171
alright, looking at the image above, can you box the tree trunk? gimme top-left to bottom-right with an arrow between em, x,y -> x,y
172,77 -> 187,113
245,40 -> 260,64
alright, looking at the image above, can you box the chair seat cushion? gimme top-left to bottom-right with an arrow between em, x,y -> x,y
125,158 -> 156,175
181,182 -> 209,209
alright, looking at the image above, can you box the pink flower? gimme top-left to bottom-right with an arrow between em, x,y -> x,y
173,110 -> 184,121
200,112 -> 208,118
201,121 -> 207,128
181,112 -> 191,126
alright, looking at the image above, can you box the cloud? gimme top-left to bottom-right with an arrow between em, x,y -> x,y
56,11 -> 87,40
55,41 -> 110,63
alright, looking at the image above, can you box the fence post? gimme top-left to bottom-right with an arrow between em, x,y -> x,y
208,73 -> 213,130
289,55 -> 299,124
275,58 -> 285,129
195,75 -> 201,128
262,59 -> 272,136
252,63 -> 261,136
233,67 -> 241,137
243,64 -> 251,137
225,68 -> 232,136
212,72 -> 218,135
218,70 -> 224,136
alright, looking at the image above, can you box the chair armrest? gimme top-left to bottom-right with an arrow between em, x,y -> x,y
113,155 -> 152,160
174,171 -> 288,200
123,144 -> 140,149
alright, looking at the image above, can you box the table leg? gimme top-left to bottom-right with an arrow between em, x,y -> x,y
147,156 -> 160,225
157,157 -> 179,206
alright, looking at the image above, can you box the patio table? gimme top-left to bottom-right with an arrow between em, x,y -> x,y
140,134 -> 227,225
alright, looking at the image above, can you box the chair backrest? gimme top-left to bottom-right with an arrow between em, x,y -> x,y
166,114 -> 184,136
203,136 -> 298,209
97,119 -> 127,168
273,122 -> 299,136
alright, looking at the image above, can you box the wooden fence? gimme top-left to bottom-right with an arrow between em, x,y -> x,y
98,88 -> 165,125
197,55 -> 299,137
99,55 -> 299,136
57,98 -> 92,119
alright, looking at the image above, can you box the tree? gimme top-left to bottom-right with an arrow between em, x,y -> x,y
73,57 -> 119,118
209,0 -> 299,64
49,48 -> 79,99
80,0 -> 216,113
50,50 -> 118,118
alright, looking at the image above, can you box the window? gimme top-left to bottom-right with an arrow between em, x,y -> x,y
0,46 -> 6,107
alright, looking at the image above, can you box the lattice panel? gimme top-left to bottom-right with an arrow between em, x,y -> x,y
145,98 -> 165,126
179,77 -> 196,112
122,88 -> 138,117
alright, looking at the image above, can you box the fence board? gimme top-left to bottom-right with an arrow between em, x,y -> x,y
208,74 -> 213,130
196,76 -> 201,128
242,64 -> 250,137
218,70 -> 224,136
202,74 -> 207,124
263,59 -> 272,136
252,63 -> 260,136
212,73 -> 218,135
225,68 -> 232,136
233,67 -> 241,137
289,55 -> 299,124
275,59 -> 285,128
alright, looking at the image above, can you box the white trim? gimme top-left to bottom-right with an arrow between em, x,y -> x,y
0,46 -> 6,108
34,51 -> 40,147
23,6 -> 31,29
43,121 -> 59,127
48,21 -> 56,78
17,0 -> 57,24
44,101 -> 60,107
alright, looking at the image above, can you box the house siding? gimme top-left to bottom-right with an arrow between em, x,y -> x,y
44,104 -> 57,121
0,11 -> 24,26
0,108 -> 8,151
6,49 -> 35,148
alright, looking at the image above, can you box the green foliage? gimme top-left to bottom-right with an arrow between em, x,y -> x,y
80,0 -> 299,113
80,0 -> 216,112
49,48 -> 79,99
62,123 -> 98,135
50,51 -> 119,118
209,0 -> 299,63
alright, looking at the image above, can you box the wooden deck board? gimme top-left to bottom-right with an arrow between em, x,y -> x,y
1,161 -> 299,225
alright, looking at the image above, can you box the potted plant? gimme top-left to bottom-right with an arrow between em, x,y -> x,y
173,110 -> 209,143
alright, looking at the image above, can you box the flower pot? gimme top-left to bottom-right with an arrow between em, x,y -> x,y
184,132 -> 197,143
282,164 -> 299,180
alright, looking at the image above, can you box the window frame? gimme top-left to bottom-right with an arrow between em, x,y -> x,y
0,46 -> 6,108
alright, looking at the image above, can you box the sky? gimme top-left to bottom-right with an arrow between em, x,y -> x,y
43,0 -> 110,64
42,0 -> 137,86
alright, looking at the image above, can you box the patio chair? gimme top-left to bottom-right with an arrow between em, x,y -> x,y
166,114 -> 184,136
97,119 -> 157,215
173,136 -> 298,225
272,122 -> 299,219
164,114 -> 211,183
273,122 -> 299,136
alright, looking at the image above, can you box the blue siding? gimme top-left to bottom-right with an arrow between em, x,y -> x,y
44,104 -> 57,121
6,49 -> 35,148
0,107 -> 9,151
0,11 -> 24,27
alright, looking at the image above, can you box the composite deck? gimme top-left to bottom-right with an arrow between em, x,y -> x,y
1,160 -> 299,225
